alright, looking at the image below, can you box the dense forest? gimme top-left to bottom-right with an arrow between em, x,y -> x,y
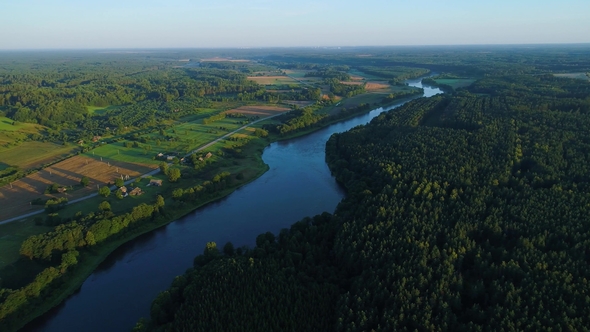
137,73 -> 590,331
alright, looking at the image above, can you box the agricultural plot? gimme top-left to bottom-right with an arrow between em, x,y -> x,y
225,105 -> 290,117
554,73 -> 590,81
283,70 -> 309,78
0,141 -> 78,170
0,117 -> 42,133
247,76 -> 299,86
87,105 -> 122,115
433,78 -> 476,89
0,155 -> 156,221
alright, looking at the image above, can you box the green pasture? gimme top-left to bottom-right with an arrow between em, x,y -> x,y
88,143 -> 161,166
434,78 -> 476,89
0,141 -> 78,170
0,117 -> 42,133
553,73 -> 590,81
348,69 -> 381,80
87,105 -> 122,115
284,70 -> 309,78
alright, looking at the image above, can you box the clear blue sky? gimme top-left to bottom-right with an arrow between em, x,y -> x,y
1,0 -> 588,49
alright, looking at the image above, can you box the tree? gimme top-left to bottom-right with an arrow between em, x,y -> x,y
168,168 -> 181,182
98,201 -> 111,211
172,188 -> 184,200
115,178 -> 124,187
116,189 -> 124,199
159,162 -> 169,175
99,186 -> 111,197
156,195 -> 165,208
80,176 -> 90,187
223,241 -> 235,256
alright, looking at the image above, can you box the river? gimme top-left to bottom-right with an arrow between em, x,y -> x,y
25,79 -> 442,332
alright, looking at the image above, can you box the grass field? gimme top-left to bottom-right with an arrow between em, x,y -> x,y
434,78 -> 476,89
554,73 -> 590,81
87,105 -> 122,115
283,70 -> 309,78
225,105 -> 290,117
0,117 -> 42,133
0,141 -> 78,170
247,76 -> 299,86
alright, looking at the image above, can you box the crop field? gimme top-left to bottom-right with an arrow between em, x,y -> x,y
0,141 -> 78,170
0,117 -> 42,133
88,143 -> 163,166
225,105 -> 290,117
0,155 -> 156,221
348,69 -> 383,80
283,70 -> 309,78
283,100 -> 316,108
87,105 -> 122,115
554,73 -> 590,81
247,76 -> 299,85
434,78 -> 476,89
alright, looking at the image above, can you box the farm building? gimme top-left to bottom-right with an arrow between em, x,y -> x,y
149,179 -> 163,186
119,186 -> 127,194
205,152 -> 213,159
129,187 -> 143,196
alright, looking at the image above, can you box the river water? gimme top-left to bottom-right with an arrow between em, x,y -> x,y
25,79 -> 442,332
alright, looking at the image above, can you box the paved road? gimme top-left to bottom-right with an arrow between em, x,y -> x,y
0,111 -> 289,226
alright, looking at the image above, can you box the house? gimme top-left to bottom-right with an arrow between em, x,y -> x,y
166,155 -> 175,161
119,186 -> 128,194
149,179 -> 163,186
129,187 -> 143,196
57,187 -> 67,193
205,152 -> 213,159
92,136 -> 102,142
157,153 -> 164,158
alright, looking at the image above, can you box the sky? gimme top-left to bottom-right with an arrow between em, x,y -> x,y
1,0 -> 589,49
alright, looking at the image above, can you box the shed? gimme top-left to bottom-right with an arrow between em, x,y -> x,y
149,179 -> 163,186
129,187 -> 143,196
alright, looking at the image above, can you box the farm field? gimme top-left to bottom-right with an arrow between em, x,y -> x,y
0,155 -> 156,221
86,105 -> 122,115
554,72 -> 590,81
247,76 -> 299,86
225,105 -> 290,117
433,78 -> 476,89
0,141 -> 78,170
283,100 -> 316,108
283,70 -> 309,78
0,117 -> 42,133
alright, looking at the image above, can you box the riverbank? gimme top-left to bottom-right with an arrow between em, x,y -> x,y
5,87 -> 429,332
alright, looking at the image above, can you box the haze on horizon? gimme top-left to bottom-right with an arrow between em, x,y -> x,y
1,0 -> 588,50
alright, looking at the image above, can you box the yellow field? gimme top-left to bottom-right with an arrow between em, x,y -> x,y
0,155 -> 156,221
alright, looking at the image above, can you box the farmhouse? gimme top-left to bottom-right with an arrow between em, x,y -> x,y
129,187 -> 143,196
149,179 -> 163,186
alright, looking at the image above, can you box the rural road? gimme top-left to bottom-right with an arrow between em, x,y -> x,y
0,111 -> 289,226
